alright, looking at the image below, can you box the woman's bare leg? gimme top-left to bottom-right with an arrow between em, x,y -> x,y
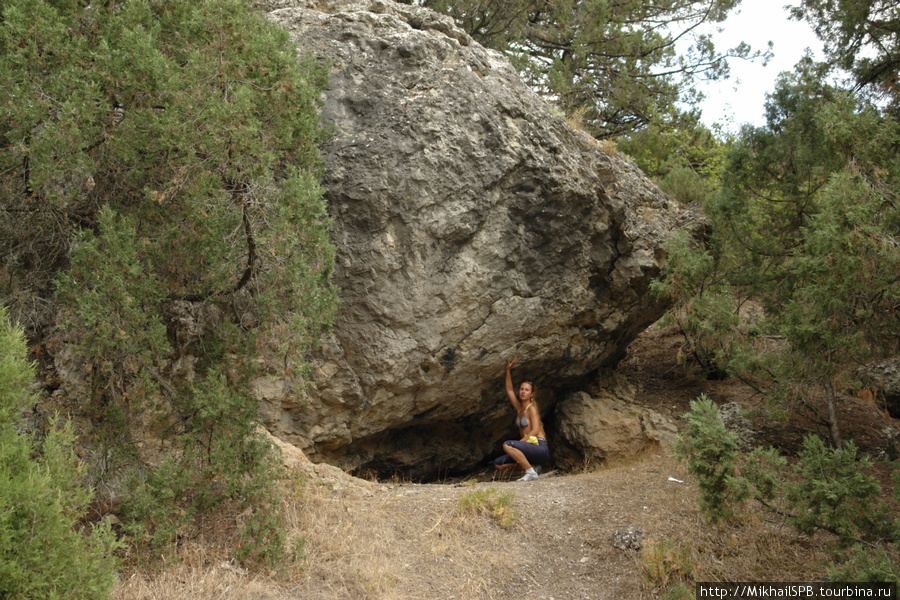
501,442 -> 532,472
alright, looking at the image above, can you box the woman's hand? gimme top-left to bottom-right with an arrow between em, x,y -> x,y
506,357 -> 518,371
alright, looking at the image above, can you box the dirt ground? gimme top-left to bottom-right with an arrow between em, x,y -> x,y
115,325 -> 899,600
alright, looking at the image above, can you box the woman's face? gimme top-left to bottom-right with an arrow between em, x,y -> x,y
518,382 -> 533,402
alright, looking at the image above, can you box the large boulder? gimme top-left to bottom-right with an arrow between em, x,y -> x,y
261,0 -> 702,478
554,370 -> 678,468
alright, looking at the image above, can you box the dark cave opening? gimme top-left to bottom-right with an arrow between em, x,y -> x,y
347,382 -> 590,484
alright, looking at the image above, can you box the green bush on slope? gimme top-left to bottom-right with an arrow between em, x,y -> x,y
0,306 -> 120,600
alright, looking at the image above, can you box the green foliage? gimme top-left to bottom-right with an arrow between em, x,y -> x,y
675,396 -> 789,525
1,0 -> 337,352
673,395 -> 748,523
642,538 -> 696,590
785,436 -> 892,548
123,370 -> 287,563
789,0 -> 900,112
0,306 -> 120,600
56,206 -> 170,456
826,544 -> 900,585
410,0 -> 765,138
714,59 -> 843,299
649,2 -> 900,584
655,55 -> 900,444
678,402 -> 900,580
1,0 -> 337,565
619,110 -> 728,205
662,582 -> 696,600
633,113 -> 737,377
737,446 -> 787,502
126,372 -> 286,563
0,314 -> 37,427
457,487 -> 517,527
718,69 -> 899,443
650,230 -> 741,378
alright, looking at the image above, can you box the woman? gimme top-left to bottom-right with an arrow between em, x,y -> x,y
494,357 -> 549,481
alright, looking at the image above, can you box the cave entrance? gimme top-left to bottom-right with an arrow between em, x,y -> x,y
347,392 -> 586,484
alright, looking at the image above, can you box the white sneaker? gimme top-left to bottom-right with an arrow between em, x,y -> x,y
517,473 -> 539,482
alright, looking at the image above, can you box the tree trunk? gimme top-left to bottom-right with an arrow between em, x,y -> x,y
825,380 -> 842,449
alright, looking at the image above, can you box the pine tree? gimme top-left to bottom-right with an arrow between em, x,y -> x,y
790,0 -> 900,112
407,0 -> 767,137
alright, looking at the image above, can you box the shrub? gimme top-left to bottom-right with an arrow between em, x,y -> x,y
122,371 -> 287,564
786,436 -> 892,548
0,307 -> 120,600
457,487 -> 517,527
826,544 -> 900,585
642,538 -> 696,590
673,395 -> 748,523
663,582 -> 696,600
678,392 -> 899,582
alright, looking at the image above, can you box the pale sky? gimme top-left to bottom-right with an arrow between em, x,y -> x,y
692,0 -> 824,131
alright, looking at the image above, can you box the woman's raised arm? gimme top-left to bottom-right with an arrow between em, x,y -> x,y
505,358 -> 522,411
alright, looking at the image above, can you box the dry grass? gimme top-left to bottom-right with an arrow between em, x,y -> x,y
554,104 -> 620,157
642,505 -> 833,590
290,476 -> 523,599
113,450 -> 866,600
115,469 -> 519,600
113,325 -> 898,599
114,447 -> 875,600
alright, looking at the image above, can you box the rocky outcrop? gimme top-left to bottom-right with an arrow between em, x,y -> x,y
261,0 -> 702,478
718,402 -> 758,451
858,358 -> 900,418
554,370 -> 677,466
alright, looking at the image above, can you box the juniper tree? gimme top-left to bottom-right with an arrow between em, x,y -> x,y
714,63 -> 900,446
1,0 -> 337,561
673,394 -> 763,523
656,57 -> 900,447
0,306 -> 120,600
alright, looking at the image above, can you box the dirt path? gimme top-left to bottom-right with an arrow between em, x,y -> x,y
116,451 -> 701,600
114,325 -> 895,600
336,453 -> 698,600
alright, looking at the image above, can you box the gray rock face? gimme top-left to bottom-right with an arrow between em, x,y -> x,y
262,0 -> 702,478
858,358 -> 900,418
718,402 -> 758,451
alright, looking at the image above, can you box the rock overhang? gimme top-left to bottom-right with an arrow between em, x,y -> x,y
260,0 -> 705,479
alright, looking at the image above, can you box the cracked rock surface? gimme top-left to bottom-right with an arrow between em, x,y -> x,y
262,0 -> 704,478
